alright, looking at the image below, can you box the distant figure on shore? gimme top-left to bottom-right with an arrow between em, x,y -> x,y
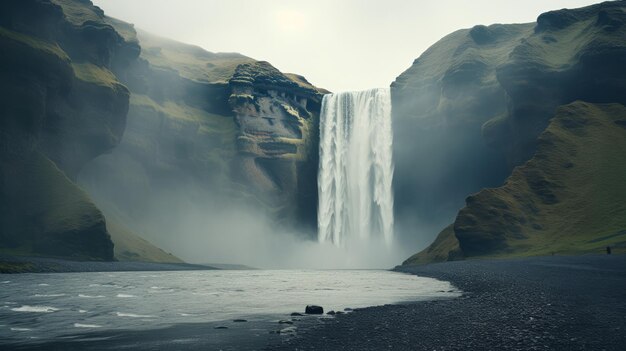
606,246 -> 612,255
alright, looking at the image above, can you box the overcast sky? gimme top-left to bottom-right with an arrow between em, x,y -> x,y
94,0 -> 600,92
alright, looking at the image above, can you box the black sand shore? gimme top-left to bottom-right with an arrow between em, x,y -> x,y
269,255 -> 626,350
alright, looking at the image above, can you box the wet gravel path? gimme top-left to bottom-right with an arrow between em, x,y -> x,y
269,255 -> 626,350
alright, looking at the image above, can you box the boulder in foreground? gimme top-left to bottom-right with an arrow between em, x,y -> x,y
305,305 -> 324,314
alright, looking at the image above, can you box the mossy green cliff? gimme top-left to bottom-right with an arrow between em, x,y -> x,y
400,1 -> 626,264
1,0 -> 326,263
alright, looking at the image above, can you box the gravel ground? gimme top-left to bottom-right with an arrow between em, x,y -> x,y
268,255 -> 626,351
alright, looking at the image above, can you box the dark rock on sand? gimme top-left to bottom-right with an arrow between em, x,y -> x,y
305,305 -> 323,314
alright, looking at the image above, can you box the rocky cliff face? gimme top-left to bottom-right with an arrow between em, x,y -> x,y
229,62 -> 325,229
1,0 -> 326,262
0,0 -> 140,260
77,14 -> 326,255
391,23 -> 532,244
400,1 -> 626,264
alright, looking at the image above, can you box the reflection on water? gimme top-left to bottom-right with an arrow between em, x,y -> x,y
0,270 -> 460,342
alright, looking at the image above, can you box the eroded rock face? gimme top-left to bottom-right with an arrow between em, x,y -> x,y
229,62 -> 324,228
77,24 -> 327,256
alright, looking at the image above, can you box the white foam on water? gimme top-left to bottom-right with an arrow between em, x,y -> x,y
1,281 -> 10,284
37,283 -> 50,286
78,309 -> 88,313
74,323 -> 102,328
78,294 -> 104,298
11,305 -> 59,313
115,312 -> 155,318
116,294 -> 135,298
11,327 -> 32,331
33,294 -> 65,297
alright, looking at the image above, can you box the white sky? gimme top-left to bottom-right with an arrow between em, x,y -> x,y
94,0 -> 600,92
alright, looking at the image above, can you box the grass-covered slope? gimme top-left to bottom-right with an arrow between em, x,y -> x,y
0,0 -> 182,263
406,102 -> 626,264
396,1 -> 626,263
456,102 -> 626,258
0,153 -> 113,260
136,29 -> 254,84
105,215 -> 182,263
402,225 -> 463,265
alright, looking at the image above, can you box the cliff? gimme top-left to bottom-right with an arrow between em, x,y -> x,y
77,11 -> 326,254
400,1 -> 626,264
0,0 -> 134,260
1,0 -> 326,263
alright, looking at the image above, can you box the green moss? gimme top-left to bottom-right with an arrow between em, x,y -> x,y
104,213 -> 183,263
0,262 -> 35,274
514,4 -> 626,70
103,16 -> 138,43
0,27 -> 69,61
72,62 -> 121,88
396,23 -> 533,88
136,30 -> 254,83
456,102 -> 626,258
128,93 -> 237,178
40,162 -> 100,233
0,152 -> 113,260
51,0 -> 102,26
403,225 -> 464,265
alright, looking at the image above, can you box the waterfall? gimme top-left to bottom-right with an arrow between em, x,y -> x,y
317,88 -> 394,247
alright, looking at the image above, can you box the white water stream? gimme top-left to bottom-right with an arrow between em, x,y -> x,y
318,88 -> 394,246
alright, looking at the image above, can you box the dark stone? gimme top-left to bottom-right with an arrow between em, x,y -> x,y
214,326 -> 228,329
344,308 -> 353,312
233,319 -> 247,323
327,310 -> 336,315
290,312 -> 304,316
305,305 -> 324,314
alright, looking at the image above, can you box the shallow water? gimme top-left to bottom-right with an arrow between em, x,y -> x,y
0,270 -> 459,342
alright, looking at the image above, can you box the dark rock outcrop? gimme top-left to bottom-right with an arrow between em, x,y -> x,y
0,0 -> 138,260
229,61 -> 326,230
305,305 -> 324,314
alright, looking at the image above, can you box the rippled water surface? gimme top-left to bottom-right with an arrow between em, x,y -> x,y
0,270 -> 459,342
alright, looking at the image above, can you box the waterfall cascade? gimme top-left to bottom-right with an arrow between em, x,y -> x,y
317,88 -> 394,246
